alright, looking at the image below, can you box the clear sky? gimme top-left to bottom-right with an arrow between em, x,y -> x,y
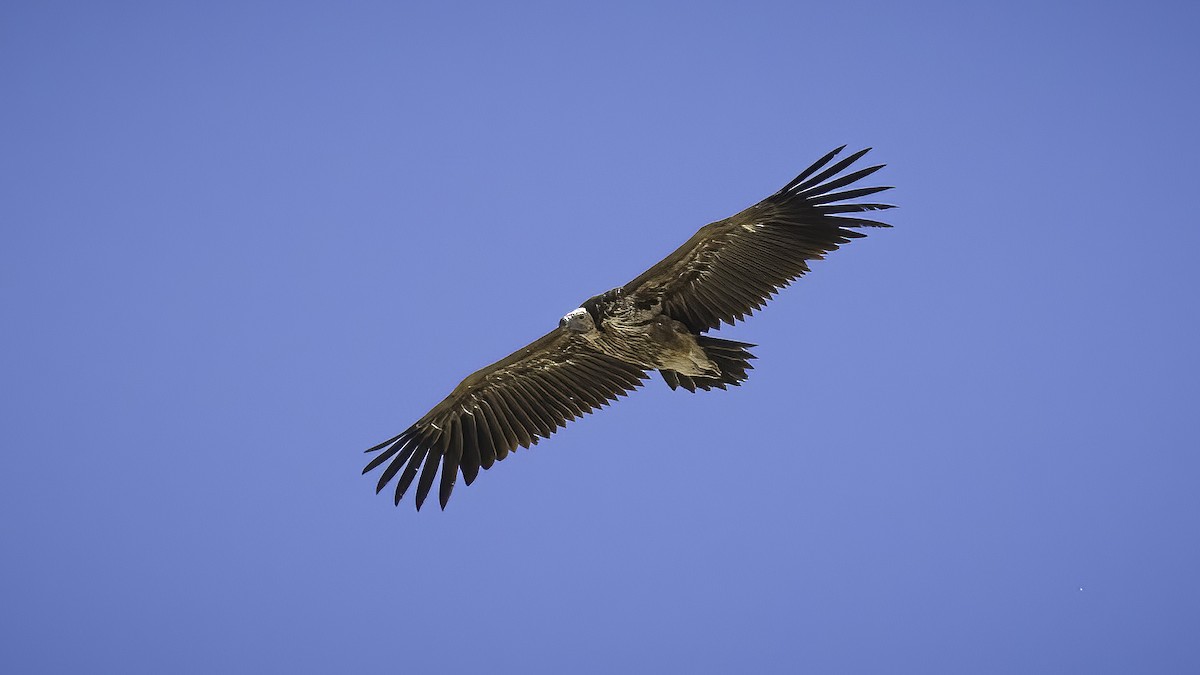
3,1 -> 1198,673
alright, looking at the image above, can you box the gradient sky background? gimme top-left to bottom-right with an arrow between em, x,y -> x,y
4,2 -> 1199,673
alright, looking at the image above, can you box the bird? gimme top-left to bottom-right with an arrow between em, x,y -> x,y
364,146 -> 894,510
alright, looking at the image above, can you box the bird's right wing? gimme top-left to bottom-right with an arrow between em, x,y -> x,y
364,327 -> 649,510
622,147 -> 894,333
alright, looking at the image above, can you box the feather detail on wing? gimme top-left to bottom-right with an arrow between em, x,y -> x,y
363,329 -> 649,510
622,146 -> 894,333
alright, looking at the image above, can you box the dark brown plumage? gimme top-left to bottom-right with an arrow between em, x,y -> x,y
364,146 -> 894,510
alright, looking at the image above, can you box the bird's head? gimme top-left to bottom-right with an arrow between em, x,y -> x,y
559,307 -> 595,333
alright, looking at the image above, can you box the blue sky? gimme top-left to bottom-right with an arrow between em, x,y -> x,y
3,1 -> 1198,672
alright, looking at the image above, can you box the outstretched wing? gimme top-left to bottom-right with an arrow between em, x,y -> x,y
364,328 -> 649,510
623,146 -> 894,333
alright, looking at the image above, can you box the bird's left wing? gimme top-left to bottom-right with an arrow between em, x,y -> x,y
364,328 -> 649,510
622,147 -> 894,333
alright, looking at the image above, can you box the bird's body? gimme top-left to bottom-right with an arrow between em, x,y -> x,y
364,146 -> 894,510
572,289 -> 726,380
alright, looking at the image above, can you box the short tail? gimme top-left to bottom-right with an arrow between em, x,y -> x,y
660,336 -> 756,392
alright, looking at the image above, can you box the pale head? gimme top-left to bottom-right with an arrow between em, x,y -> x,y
559,307 -> 595,333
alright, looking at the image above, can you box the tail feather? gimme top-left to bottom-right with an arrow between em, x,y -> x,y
661,336 -> 756,392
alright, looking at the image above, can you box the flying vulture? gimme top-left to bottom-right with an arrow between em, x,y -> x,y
364,146 -> 894,510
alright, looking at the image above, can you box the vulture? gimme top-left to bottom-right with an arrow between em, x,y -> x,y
364,146 -> 894,510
